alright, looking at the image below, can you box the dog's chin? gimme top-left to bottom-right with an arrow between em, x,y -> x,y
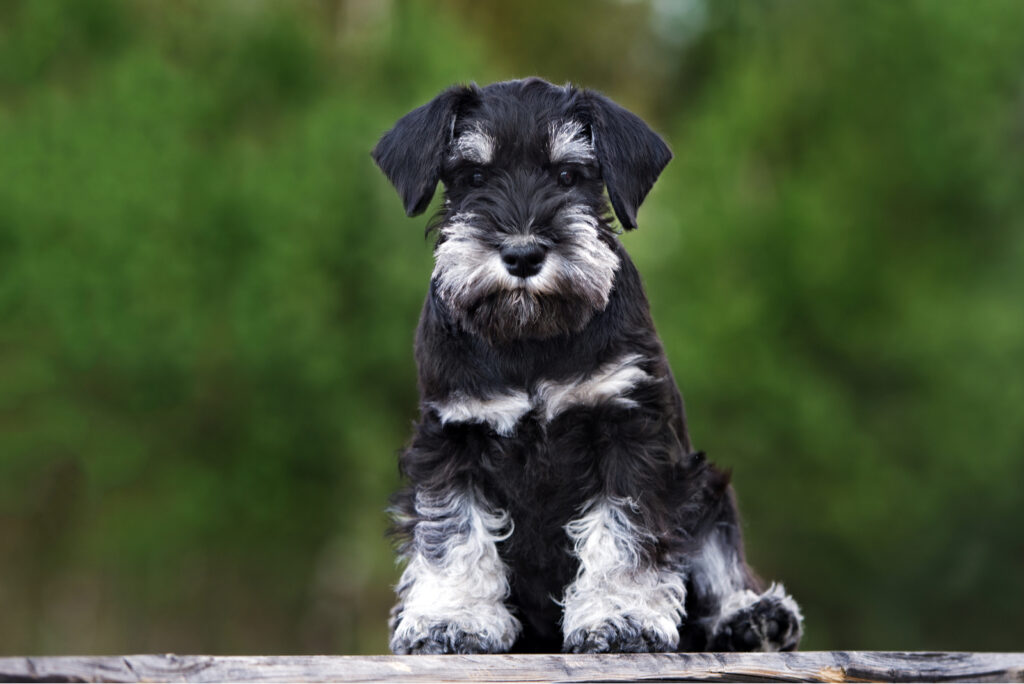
459,288 -> 600,345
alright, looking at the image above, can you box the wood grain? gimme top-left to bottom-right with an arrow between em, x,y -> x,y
1,651 -> 1022,683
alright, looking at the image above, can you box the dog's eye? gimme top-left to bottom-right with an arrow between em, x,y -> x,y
470,170 -> 486,188
557,169 -> 576,187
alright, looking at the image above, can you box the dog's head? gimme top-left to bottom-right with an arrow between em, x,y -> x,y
373,78 -> 671,343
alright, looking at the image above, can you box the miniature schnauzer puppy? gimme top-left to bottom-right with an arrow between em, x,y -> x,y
372,78 -> 803,654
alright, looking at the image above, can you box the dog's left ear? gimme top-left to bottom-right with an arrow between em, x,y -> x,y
585,91 -> 672,230
372,85 -> 477,217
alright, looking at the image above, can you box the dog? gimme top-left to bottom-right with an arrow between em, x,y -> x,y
372,77 -> 803,654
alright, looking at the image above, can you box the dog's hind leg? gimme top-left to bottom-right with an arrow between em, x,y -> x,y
389,487 -> 521,654
685,505 -> 803,652
561,497 -> 687,653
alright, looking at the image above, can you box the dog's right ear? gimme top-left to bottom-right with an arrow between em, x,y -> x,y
372,85 -> 477,217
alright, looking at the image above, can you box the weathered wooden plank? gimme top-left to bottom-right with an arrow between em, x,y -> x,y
0,652 -> 1022,683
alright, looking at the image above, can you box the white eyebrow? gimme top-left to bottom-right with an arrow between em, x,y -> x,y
548,120 -> 595,164
450,126 -> 495,164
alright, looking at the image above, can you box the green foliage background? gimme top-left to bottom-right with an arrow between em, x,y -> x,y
1,0 -> 1023,654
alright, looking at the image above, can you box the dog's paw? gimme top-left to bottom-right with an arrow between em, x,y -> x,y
709,585 -> 803,652
563,616 -> 677,654
391,622 -> 512,655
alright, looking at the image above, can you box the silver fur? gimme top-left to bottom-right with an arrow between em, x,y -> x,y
690,534 -> 804,651
548,120 -> 596,164
430,354 -> 652,434
712,584 -> 804,652
562,498 -> 687,650
450,126 -> 495,165
536,353 -> 650,421
390,489 -> 521,654
551,204 -> 621,307
690,534 -> 748,604
432,205 -> 620,341
430,390 -> 532,437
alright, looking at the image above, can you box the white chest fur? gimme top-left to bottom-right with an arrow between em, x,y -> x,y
428,354 -> 653,437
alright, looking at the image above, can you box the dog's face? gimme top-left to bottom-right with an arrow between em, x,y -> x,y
373,79 -> 671,343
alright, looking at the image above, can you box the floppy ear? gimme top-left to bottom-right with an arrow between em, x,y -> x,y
585,91 -> 672,230
372,85 -> 476,217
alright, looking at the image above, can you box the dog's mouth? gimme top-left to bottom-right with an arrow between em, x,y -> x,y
458,287 -> 601,344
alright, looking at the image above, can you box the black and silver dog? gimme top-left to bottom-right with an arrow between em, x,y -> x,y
372,78 -> 803,654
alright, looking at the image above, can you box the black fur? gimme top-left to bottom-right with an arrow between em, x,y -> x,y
372,85 -> 478,216
587,91 -> 673,230
374,78 -> 802,654
708,593 -> 803,652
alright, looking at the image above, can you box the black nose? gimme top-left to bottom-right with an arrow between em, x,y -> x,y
501,244 -> 546,278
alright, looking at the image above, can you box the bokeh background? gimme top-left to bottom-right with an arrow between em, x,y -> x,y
2,0 -> 1023,655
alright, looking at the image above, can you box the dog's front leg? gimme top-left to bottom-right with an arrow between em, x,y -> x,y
562,498 -> 687,653
690,525 -> 803,652
389,487 -> 521,654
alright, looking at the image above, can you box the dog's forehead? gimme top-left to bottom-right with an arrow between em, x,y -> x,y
453,81 -> 591,165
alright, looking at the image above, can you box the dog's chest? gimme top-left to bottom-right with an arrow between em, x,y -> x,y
426,352 -> 658,591
428,352 -> 651,439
